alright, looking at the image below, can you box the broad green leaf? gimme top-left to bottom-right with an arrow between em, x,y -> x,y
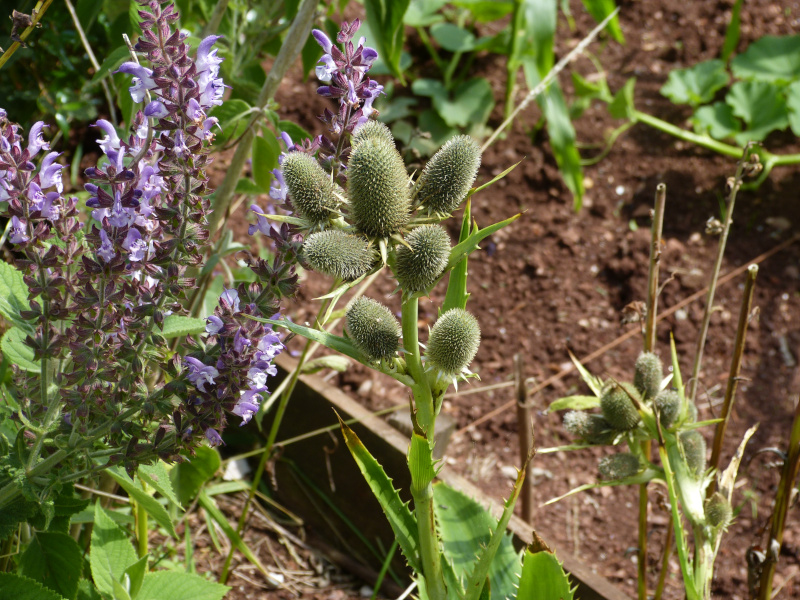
252,134 -> 280,192
234,178 -> 266,195
726,80 -> 789,143
138,461 -> 181,508
160,315 -> 207,339
412,78 -> 449,103
18,531 -> 82,600
1,327 -> 40,372
433,483 -> 521,599
209,99 -> 251,146
404,0 -> 448,26
416,109 -> 459,153
580,0 -> 624,43
547,395 -> 600,413
0,260 -> 32,332
76,578 -> 103,600
731,34 -> 800,84
338,416 -> 421,572
112,577 -> 132,600
106,467 -> 178,538
785,80 -> 800,136
137,571 -> 229,600
437,78 -> 494,128
125,554 -> 148,600
363,0 -> 411,80
379,97 -> 418,123
453,0 -> 514,22
660,60 -> 729,107
608,77 -> 636,120
430,23 -> 477,52
300,355 -> 351,374
441,199 -> 473,314
690,101 -> 742,140
90,504 -> 138,597
277,120 -> 311,145
516,547 -> 574,600
170,446 -> 221,506
0,573 -> 69,600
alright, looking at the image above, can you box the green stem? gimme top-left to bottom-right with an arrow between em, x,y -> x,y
401,297 -> 434,437
410,477 -> 446,600
631,110 -> 742,158
136,495 -> 148,558
416,27 -> 445,73
0,0 -> 55,71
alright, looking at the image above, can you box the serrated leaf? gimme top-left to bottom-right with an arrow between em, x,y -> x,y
690,101 -> 742,140
160,315 -> 207,339
90,504 -> 138,597
785,80 -> 800,136
660,59 -> 729,107
731,34 -> 800,84
430,23 -> 477,52
0,260 -> 33,332
408,433 -> 436,490
125,554 -> 148,600
338,415 -> 421,572
445,213 -> 521,274
1,327 -> 40,372
138,461 -> 181,508
169,446 -> 220,506
106,467 -> 178,539
516,546 -> 574,600
0,573 -> 69,600
18,531 -> 82,600
137,571 -> 229,600
726,80 -> 789,143
547,395 -> 600,413
433,483 -> 521,599
252,133 -> 280,192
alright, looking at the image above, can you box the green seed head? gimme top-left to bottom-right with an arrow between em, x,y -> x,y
704,492 -> 732,529
655,390 -> 681,429
281,152 -> 339,227
302,230 -> 377,281
679,430 -> 707,477
347,138 -> 410,237
598,453 -> 641,480
415,135 -> 481,215
395,225 -> 451,293
426,308 -> 480,376
633,352 -> 663,400
563,411 -> 616,445
345,297 -> 401,361
600,382 -> 642,431
352,120 -> 395,148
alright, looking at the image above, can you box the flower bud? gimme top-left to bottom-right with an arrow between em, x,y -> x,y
655,390 -> 680,429
634,351 -> 663,399
395,225 -> 451,293
704,492 -> 732,529
563,411 -> 616,445
281,151 -> 339,227
352,120 -> 395,148
426,308 -> 480,376
302,230 -> 376,281
598,453 -> 641,480
348,138 -> 410,237
600,382 -> 642,431
415,135 -> 481,215
679,430 -> 707,477
346,297 -> 401,361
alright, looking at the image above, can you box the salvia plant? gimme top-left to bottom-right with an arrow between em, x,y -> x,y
245,18 -> 582,600
0,1 -> 301,595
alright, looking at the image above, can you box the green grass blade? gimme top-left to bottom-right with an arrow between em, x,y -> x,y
721,0 -> 743,62
580,0 -> 624,43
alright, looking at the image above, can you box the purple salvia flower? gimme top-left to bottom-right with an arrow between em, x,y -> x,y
233,328 -> 251,353
205,428 -> 224,447
144,101 -> 169,119
268,170 -> 287,201
39,152 -> 64,192
27,122 -> 49,157
185,357 -> 220,393
26,182 -> 45,212
312,29 -> 333,53
122,228 -> 147,262
220,288 -> 240,312
116,63 -> 157,103
9,216 -> 28,244
173,130 -> 189,157
97,230 -> 116,263
316,54 -> 337,82
94,120 -> 121,155
205,315 -> 224,335
40,192 -> 61,221
248,204 -> 275,236
233,389 -> 261,425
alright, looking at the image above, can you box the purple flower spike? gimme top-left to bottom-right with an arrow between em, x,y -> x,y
312,29 -> 333,53
185,357 -> 220,393
233,389 -> 262,425
205,315 -> 224,335
94,120 -> 121,155
205,428 -> 224,447
220,288 -> 240,312
116,62 -> 157,103
197,35 -> 224,73
9,216 -> 29,244
97,230 -> 116,263
144,101 -> 169,119
27,122 -> 49,157
39,152 -> 63,192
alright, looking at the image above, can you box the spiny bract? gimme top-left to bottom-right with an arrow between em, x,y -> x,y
347,137 -> 410,237
634,351 -> 663,400
345,297 -> 401,361
351,120 -> 395,148
302,230 -> 376,281
598,453 -> 641,480
679,430 -> 707,477
600,382 -> 642,431
655,390 -> 681,429
395,225 -> 451,293
414,135 -> 481,215
426,308 -> 480,376
281,151 -> 339,227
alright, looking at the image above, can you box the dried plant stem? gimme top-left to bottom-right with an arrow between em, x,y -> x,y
514,354 -> 533,523
208,0 -> 317,234
0,0 -> 55,70
688,147 -> 752,402
757,395 -> 800,600
708,264 -> 758,481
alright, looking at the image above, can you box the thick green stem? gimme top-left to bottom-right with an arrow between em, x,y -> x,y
136,496 -> 148,558
410,479 -> 446,600
631,110 -> 742,159
401,297 -> 434,437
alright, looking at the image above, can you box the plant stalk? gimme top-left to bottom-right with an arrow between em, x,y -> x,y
0,0 -> 55,70
514,353 -> 533,523
401,297 -> 435,437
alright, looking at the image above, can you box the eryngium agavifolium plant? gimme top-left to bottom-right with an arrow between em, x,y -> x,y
245,19 -> 575,600
0,0 -> 298,525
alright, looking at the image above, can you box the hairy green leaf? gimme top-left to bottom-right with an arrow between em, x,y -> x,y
160,315 -> 207,339
137,571 -> 230,600
731,34 -> 800,84
0,260 -> 33,332
106,467 -> 178,538
0,573 -> 69,600
690,101 -> 742,140
18,531 -> 82,600
90,504 -> 138,597
138,461 -> 181,508
726,80 -> 789,143
1,327 -> 40,372
660,60 -> 729,107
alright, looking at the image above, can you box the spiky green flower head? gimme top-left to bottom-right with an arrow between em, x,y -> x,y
302,230 -> 377,281
395,225 -> 451,293
281,151 -> 339,228
634,352 -> 663,400
600,382 -> 642,431
345,297 -> 401,362
704,492 -> 733,529
679,430 -> 707,477
347,137 -> 410,237
414,135 -> 481,215
352,120 -> 395,148
563,411 -> 616,445
598,453 -> 641,480
655,390 -> 681,429
426,308 -> 480,376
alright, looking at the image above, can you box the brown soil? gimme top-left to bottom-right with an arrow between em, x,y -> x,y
219,1 -> 800,598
